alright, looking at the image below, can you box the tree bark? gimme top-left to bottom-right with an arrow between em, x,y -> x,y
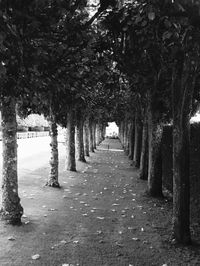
84,120 -> 90,157
139,112 -> 148,180
65,106 -> 76,171
93,122 -> 97,150
171,59 -> 196,244
76,117 -> 86,162
147,92 -> 163,197
0,97 -> 23,225
133,110 -> 142,168
124,119 -> 130,155
96,123 -> 101,146
128,120 -> 134,160
46,112 -> 60,187
89,119 -> 94,153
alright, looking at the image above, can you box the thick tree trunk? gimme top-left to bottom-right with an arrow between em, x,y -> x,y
46,113 -> 60,187
171,61 -> 196,244
147,93 -> 163,197
128,120 -> 134,160
84,120 -> 90,157
139,113 -> 148,180
0,97 -> 23,225
96,123 -> 101,146
76,117 -> 86,162
65,107 -> 76,171
89,119 -> 94,153
133,110 -> 142,168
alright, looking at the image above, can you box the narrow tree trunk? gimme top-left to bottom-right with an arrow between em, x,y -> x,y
84,120 -> 90,157
124,119 -> 130,155
65,107 -> 76,171
133,110 -> 142,168
147,94 -> 163,197
171,61 -> 196,244
128,120 -> 134,160
139,112 -> 148,180
89,119 -> 94,152
93,123 -> 97,150
76,117 -> 86,162
0,97 -> 23,225
46,113 -> 60,187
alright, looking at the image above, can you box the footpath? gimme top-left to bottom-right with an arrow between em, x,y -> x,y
0,139 -> 200,266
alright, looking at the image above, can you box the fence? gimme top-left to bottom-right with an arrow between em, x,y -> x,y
0,131 -> 49,140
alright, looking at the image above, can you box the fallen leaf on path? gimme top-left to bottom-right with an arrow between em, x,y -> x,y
116,242 -> 124,247
31,254 -> 40,260
8,236 -> 15,241
60,240 -> 67,244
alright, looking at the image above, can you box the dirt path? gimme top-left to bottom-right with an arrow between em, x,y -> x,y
0,139 -> 200,266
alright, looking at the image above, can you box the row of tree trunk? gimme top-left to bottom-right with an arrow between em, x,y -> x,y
118,91 -> 192,244
0,100 -> 106,225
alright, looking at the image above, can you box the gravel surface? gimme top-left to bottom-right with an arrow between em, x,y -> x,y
0,139 -> 200,266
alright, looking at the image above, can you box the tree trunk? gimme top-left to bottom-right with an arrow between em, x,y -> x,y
147,93 -> 163,197
128,120 -> 134,160
0,97 -> 23,225
65,106 -> 76,171
171,60 -> 196,244
133,110 -> 142,168
96,123 -> 101,146
46,113 -> 60,187
124,119 -> 130,155
84,120 -> 90,157
89,119 -> 94,153
93,123 -> 97,150
139,112 -> 148,180
76,117 -> 86,162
